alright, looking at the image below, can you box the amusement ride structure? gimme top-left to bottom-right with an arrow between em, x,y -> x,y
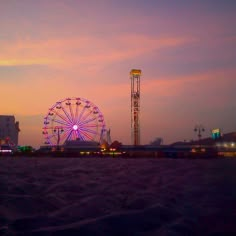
130,69 -> 141,146
42,97 -> 106,146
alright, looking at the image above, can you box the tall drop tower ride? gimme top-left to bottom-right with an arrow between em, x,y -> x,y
130,69 -> 141,146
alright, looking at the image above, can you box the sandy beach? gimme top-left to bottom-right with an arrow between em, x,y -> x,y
1,157 -> 236,235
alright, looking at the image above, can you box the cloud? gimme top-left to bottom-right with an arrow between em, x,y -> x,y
0,59 -> 59,67
0,34 -> 195,68
142,68 -> 236,110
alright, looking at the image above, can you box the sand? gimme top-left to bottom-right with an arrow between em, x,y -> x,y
0,156 -> 236,235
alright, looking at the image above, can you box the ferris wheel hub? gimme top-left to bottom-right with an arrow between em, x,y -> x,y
73,125 -> 78,130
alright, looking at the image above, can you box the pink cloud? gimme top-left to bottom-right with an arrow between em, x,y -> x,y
141,68 -> 236,136
0,34 -> 195,68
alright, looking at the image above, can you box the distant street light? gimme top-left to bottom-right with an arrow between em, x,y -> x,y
54,127 -> 64,150
194,124 -> 205,148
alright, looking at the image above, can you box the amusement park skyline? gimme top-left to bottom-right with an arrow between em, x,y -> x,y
0,0 -> 236,148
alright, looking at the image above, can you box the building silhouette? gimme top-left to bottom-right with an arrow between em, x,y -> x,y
0,115 -> 20,146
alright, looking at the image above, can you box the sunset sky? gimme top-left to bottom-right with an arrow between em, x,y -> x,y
0,0 -> 236,148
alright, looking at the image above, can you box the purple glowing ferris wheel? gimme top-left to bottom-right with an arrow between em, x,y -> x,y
42,97 -> 106,145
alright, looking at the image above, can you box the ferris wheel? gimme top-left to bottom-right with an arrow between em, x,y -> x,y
42,97 -> 106,145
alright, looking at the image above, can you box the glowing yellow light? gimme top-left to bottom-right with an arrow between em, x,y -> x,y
130,69 -> 142,76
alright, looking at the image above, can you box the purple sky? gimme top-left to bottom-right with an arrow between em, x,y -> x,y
0,0 -> 236,148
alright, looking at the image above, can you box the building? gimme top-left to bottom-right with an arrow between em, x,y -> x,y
63,139 -> 100,153
0,115 -> 20,146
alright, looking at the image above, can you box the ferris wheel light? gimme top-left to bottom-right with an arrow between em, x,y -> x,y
73,125 -> 78,130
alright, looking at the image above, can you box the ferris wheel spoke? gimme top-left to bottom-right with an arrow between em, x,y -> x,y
80,109 -> 93,123
74,102 -> 80,123
68,104 -> 75,123
80,127 -> 97,135
64,129 -> 74,141
76,130 -> 84,140
83,123 -> 98,127
53,110 -> 71,125
80,116 -> 96,126
71,130 -> 77,140
61,105 -> 73,124
76,105 -> 87,123
84,123 -> 103,128
59,129 -> 71,143
52,118 -> 70,127
77,131 -> 85,141
79,129 -> 93,141
46,133 -> 56,140
57,126 -> 72,142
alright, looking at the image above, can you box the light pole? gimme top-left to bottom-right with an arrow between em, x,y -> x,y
194,124 -> 205,149
54,127 -> 64,151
